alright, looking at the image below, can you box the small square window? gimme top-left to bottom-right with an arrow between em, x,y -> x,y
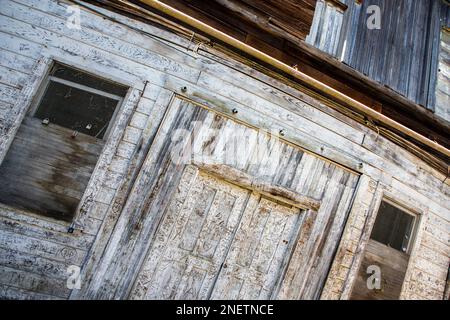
370,201 -> 415,253
0,62 -> 128,221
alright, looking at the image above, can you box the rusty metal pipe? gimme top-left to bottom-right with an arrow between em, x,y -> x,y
139,0 -> 450,158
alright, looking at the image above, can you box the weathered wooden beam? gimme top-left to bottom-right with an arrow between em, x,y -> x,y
193,161 -> 321,210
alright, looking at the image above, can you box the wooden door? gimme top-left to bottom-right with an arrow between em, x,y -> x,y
131,165 -> 304,300
91,98 -> 360,300
131,166 -> 250,299
210,195 -> 302,299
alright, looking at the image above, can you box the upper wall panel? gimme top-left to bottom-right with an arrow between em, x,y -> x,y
311,0 -> 450,114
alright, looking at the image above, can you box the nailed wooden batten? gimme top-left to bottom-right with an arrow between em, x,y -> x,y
193,161 -> 322,210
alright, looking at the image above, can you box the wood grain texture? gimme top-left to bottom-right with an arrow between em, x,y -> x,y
81,98 -> 359,300
328,0 -> 449,112
0,117 -> 104,221
193,161 -> 321,210
0,0 -> 448,300
350,239 -> 409,300
435,28 -> 450,122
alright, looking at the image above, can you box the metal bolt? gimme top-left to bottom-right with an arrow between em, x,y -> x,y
232,108 -> 238,114
279,129 -> 285,136
181,86 -> 187,93
358,162 -> 363,169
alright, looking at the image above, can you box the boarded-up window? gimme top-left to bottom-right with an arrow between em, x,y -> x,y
0,62 -> 128,222
350,200 -> 417,300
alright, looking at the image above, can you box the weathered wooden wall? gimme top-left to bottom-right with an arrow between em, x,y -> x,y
309,0 -> 450,114
0,0 -> 448,300
306,0 -> 346,56
78,98 -> 359,300
435,28 -> 450,121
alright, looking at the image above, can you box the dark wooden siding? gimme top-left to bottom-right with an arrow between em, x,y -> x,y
159,0 -> 317,42
336,0 -> 450,111
80,98 -> 360,299
435,28 -> 450,120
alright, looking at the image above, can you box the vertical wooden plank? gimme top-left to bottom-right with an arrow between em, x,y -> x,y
130,167 -> 249,300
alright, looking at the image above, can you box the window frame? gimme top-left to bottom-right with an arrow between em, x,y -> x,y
372,197 -> 420,255
27,63 -> 126,141
0,58 -> 139,226
344,183 -> 426,300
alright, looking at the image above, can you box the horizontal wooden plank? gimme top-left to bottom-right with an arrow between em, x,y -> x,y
0,47 -> 36,75
0,246 -> 74,280
0,265 -> 70,298
0,15 -> 151,88
0,64 -> 29,89
194,161 -> 321,210
1,0 -> 200,83
0,83 -> 20,105
0,229 -> 85,265
21,117 -> 105,153
0,283 -> 62,300
351,240 -> 409,300
0,215 -> 94,250
0,266 -> 70,299
197,71 -> 365,145
0,29 -> 44,60
0,179 -> 80,221
14,0 -> 206,71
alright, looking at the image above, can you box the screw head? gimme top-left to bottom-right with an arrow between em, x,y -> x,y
181,86 -> 187,93
279,129 -> 285,136
232,108 -> 238,114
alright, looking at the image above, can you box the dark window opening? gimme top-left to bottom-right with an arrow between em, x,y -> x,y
370,201 -> 415,253
0,62 -> 128,221
351,200 -> 417,300
49,63 -> 128,97
34,63 -> 127,139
